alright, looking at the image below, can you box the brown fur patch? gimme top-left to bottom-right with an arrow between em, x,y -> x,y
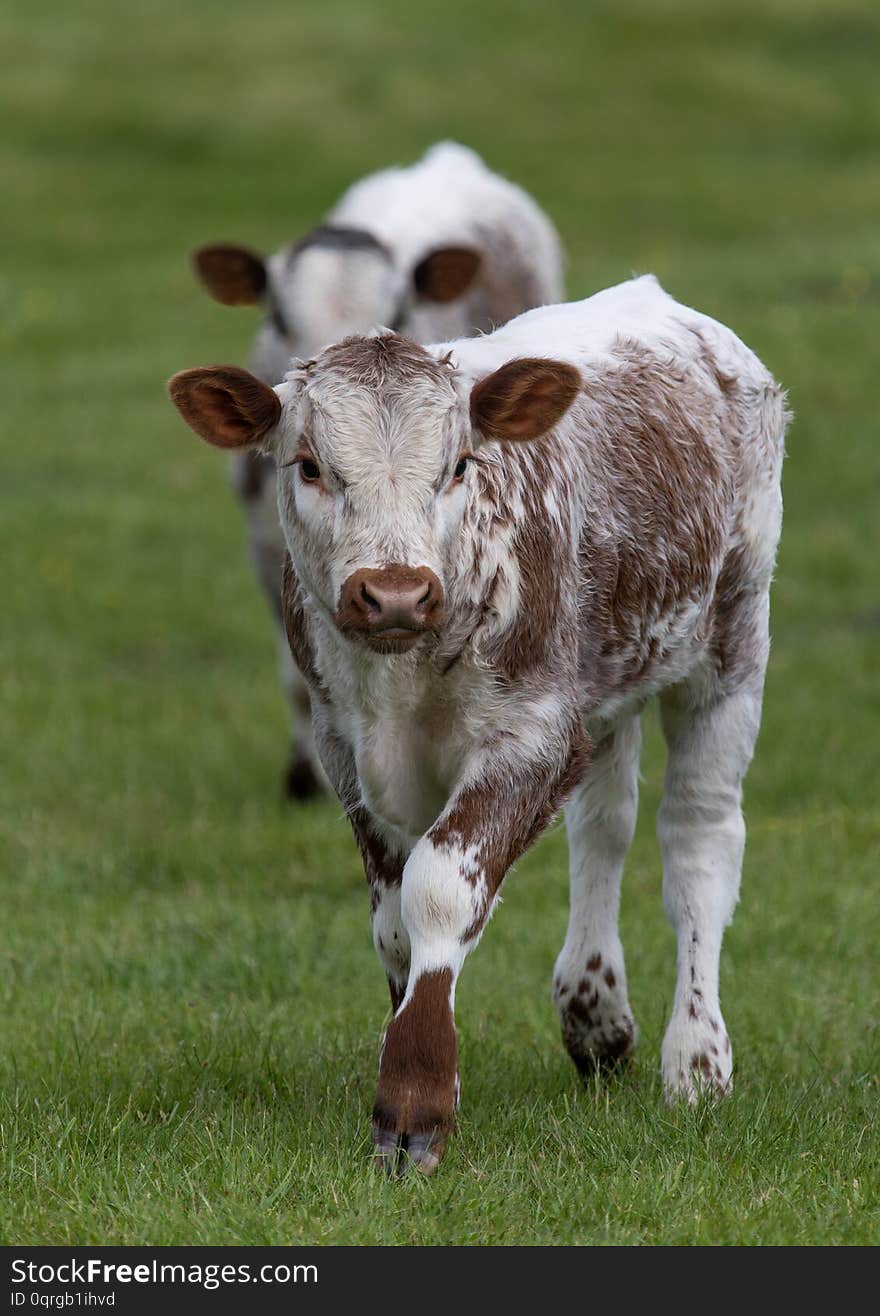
427,715 -> 590,943
373,970 -> 457,1138
565,995 -> 595,1029
570,338 -> 733,697
348,807 -> 405,892
312,332 -> 455,391
487,446 -> 567,681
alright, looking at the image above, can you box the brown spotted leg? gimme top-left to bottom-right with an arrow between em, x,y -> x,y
553,716 -> 641,1075
372,720 -> 589,1175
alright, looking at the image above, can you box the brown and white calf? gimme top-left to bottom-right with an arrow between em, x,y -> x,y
190,141 -> 564,797
168,275 -> 788,1174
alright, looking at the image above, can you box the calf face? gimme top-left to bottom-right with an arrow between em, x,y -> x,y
192,237 -> 482,361
168,336 -> 580,654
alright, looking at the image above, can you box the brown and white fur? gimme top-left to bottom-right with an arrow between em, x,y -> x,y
190,142 -> 564,798
168,274 -> 788,1174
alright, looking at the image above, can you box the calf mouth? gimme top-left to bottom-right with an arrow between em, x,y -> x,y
362,627 -> 427,655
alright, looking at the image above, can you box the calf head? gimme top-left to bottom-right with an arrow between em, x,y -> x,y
168,336 -> 580,655
192,231 -> 483,359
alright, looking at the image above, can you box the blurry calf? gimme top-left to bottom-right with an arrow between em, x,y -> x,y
191,142 -> 564,798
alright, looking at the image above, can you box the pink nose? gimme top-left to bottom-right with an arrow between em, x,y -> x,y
336,566 -> 444,635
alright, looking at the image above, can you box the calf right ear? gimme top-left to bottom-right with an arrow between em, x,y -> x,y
470,357 -> 581,443
191,244 -> 267,305
167,367 -> 281,449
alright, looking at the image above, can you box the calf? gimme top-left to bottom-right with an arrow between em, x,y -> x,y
190,142 -> 564,797
168,275 -> 788,1175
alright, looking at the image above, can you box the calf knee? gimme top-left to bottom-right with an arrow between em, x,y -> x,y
401,838 -> 487,967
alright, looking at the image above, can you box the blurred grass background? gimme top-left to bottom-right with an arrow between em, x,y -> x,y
1,0 -> 878,1243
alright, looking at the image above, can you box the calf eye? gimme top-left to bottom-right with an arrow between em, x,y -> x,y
453,456 -> 469,480
300,458 -> 321,483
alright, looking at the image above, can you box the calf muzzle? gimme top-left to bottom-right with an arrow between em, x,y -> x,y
336,566 -> 444,653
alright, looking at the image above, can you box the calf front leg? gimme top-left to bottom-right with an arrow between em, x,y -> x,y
349,809 -> 410,1010
554,715 -> 641,1075
373,721 -> 590,1175
312,708 -> 411,1010
658,681 -> 764,1101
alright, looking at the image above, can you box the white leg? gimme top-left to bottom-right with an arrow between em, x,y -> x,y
553,716 -> 641,1073
658,680 -> 763,1100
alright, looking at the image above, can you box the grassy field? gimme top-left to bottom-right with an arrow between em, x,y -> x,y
1,0 -> 878,1245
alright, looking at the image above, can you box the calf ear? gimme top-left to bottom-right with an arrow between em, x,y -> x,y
191,244 -> 267,306
413,247 -> 481,302
470,358 -> 581,443
167,366 -> 281,450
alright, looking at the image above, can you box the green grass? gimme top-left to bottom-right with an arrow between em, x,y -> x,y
1,0 -> 878,1245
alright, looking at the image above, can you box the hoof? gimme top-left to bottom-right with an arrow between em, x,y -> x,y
662,1005 -> 732,1103
558,996 -> 637,1079
663,1050 -> 733,1104
569,1031 -> 635,1079
554,951 -> 637,1081
372,1121 -> 447,1177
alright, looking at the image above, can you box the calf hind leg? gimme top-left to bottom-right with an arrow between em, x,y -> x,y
554,716 -> 641,1075
658,679 -> 763,1101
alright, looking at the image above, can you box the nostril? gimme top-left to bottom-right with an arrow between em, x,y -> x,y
360,581 -> 381,612
416,584 -> 432,609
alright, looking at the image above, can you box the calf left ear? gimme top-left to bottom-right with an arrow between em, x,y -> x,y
191,244 -> 267,306
167,366 -> 281,450
413,247 -> 481,302
470,358 -> 581,443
